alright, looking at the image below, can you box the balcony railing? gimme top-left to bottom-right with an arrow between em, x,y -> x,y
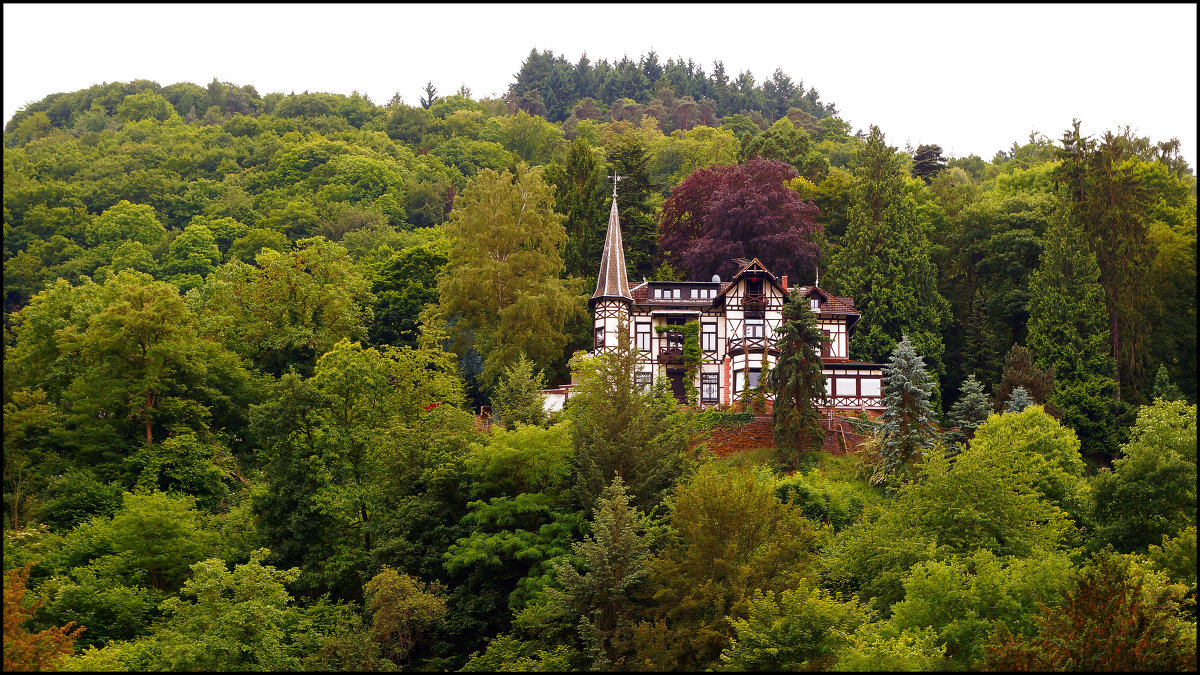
823,395 -> 885,410
727,336 -> 774,353
741,292 -> 767,307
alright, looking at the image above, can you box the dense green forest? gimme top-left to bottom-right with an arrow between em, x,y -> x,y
3,50 -> 1196,671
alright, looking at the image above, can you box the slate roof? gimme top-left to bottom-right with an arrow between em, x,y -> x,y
590,198 -> 632,307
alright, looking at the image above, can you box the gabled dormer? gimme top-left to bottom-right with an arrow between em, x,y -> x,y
714,258 -> 786,310
794,285 -> 861,360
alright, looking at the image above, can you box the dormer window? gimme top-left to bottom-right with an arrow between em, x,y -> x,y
810,297 -> 821,311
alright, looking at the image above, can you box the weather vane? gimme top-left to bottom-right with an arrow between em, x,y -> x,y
607,173 -> 624,198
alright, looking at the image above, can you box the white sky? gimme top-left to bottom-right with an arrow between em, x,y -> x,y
4,3 -> 1197,167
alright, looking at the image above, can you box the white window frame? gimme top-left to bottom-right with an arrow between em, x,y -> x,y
636,322 -> 651,352
702,322 -> 717,352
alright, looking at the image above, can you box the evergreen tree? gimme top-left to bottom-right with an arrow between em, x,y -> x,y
1027,217 -> 1119,458
605,137 -> 661,279
566,322 -> 691,516
828,126 -> 949,390
546,138 -> 609,279
1152,365 -> 1184,402
491,353 -> 549,430
994,344 -> 1056,407
1055,122 -> 1155,402
769,290 -> 829,467
947,374 -> 991,444
1005,386 -> 1035,413
549,476 -> 650,670
910,144 -> 947,183
880,335 -> 937,475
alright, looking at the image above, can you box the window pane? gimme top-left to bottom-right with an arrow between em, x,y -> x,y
748,368 -> 761,389
836,377 -> 857,396
701,373 -> 718,402
860,377 -> 881,397
635,372 -> 652,392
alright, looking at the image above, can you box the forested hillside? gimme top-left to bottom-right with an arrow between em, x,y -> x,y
4,51 -> 1196,671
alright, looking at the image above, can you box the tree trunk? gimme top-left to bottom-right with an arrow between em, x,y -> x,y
1111,304 -> 1121,401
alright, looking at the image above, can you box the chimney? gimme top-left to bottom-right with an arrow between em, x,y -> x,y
781,275 -> 788,293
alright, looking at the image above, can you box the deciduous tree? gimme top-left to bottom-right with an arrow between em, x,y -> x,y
437,165 -> 581,389
658,157 -> 821,280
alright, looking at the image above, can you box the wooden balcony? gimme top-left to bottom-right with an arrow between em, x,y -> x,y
727,336 -> 776,355
741,292 -> 768,307
658,346 -> 683,365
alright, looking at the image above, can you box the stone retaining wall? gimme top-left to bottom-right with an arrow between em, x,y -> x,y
703,415 -> 868,458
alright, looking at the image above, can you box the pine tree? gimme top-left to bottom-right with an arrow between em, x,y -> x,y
769,290 -> 829,466
1005,386 -> 1034,413
880,335 -> 937,474
828,126 -> 949,387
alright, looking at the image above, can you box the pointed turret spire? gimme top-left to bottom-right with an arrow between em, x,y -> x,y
590,188 -> 632,307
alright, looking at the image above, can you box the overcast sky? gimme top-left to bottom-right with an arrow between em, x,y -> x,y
5,3 -> 1197,167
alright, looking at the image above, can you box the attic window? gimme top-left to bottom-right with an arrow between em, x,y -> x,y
810,297 -> 821,311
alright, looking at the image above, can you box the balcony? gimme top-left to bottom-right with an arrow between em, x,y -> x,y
741,292 -> 767,308
657,347 -> 683,365
727,336 -> 777,355
658,330 -> 684,364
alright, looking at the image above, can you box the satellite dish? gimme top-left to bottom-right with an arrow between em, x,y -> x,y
711,274 -> 721,283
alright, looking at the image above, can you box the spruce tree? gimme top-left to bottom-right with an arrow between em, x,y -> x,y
1152,365 -> 1184,402
490,354 -> 549,430
880,335 -> 937,474
1005,386 -> 1034,413
549,476 -> 650,670
827,126 -> 949,390
994,344 -> 1056,406
948,374 -> 991,442
769,290 -> 829,466
1027,217 -> 1119,458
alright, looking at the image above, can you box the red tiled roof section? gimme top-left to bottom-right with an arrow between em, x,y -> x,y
796,285 -> 859,315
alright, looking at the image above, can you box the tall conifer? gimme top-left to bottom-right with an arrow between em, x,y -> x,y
1027,217 -> 1119,457
769,290 -> 829,465
828,127 -> 949,394
880,335 -> 937,474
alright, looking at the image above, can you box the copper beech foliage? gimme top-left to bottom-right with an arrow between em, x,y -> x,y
3,566 -> 84,672
658,157 -> 822,281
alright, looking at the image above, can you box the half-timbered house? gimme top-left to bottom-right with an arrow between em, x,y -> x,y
543,189 -> 886,413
